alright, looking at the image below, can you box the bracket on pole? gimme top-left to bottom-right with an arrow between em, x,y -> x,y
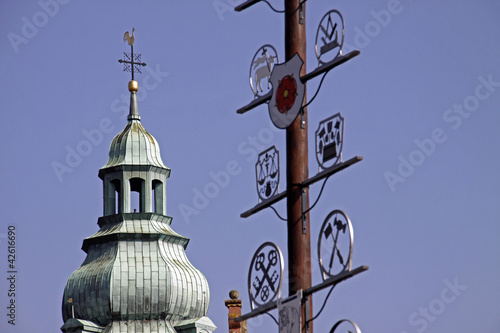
304,294 -> 311,330
234,265 -> 369,323
240,156 -> 363,219
299,2 -> 304,24
234,0 -> 261,12
302,188 -> 308,234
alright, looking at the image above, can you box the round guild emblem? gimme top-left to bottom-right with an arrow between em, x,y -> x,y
315,10 -> 345,66
330,319 -> 362,333
256,146 -> 280,201
249,45 -> 279,98
317,210 -> 353,280
315,113 -> 344,170
248,242 -> 284,310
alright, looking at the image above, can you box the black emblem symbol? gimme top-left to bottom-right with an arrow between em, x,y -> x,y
318,210 -> 353,280
315,10 -> 345,65
248,242 -> 283,310
316,113 -> 344,170
256,146 -> 280,201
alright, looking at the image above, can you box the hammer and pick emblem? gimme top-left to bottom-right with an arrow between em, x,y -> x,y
317,210 -> 353,280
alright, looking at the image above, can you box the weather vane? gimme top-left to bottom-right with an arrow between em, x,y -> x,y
118,28 -> 146,80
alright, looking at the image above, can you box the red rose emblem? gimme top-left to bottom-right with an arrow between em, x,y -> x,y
275,74 -> 298,114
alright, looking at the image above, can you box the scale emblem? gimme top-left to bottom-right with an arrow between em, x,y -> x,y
315,10 -> 345,66
256,146 -> 280,201
250,45 -> 279,98
315,113 -> 344,170
317,210 -> 353,280
268,53 -> 305,129
248,242 -> 284,310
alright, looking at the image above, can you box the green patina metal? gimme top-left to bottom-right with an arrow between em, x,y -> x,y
61,78 -> 216,333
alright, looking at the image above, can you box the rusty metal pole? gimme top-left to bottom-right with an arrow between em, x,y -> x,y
285,0 -> 312,332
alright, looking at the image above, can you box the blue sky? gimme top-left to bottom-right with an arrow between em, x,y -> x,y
1,1 -> 500,332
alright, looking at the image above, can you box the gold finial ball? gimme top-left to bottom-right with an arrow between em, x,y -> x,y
229,290 -> 239,300
128,80 -> 139,92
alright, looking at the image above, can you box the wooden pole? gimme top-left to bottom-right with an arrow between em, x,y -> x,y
285,0 -> 313,332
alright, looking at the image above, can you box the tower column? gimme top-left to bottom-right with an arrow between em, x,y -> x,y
144,174 -> 153,213
152,178 -> 166,215
122,175 -> 130,213
103,178 -> 114,215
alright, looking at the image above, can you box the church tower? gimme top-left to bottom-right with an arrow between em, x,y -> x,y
60,35 -> 216,333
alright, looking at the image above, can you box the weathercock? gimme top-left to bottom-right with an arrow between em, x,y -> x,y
123,28 -> 135,45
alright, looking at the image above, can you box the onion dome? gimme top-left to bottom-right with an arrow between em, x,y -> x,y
102,80 -> 168,170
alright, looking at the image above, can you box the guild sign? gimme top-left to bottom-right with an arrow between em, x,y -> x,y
278,290 -> 302,333
330,319 -> 362,333
315,10 -> 345,66
250,45 -> 279,98
317,210 -> 353,281
268,53 -> 306,129
248,242 -> 284,310
315,113 -> 344,170
255,146 -> 280,201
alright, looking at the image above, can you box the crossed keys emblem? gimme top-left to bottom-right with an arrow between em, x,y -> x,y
318,210 -> 353,281
253,251 -> 279,301
248,242 -> 284,310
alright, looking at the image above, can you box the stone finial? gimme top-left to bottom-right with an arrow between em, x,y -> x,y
229,290 -> 239,300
